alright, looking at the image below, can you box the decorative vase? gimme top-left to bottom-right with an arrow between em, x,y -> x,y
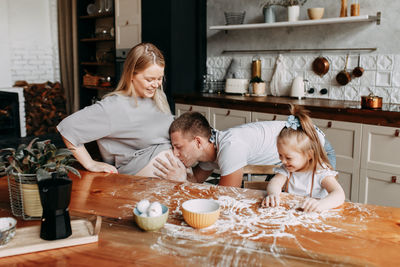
253,82 -> 267,96
288,5 -> 300,22
263,6 -> 276,23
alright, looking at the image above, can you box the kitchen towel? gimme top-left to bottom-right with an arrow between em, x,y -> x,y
270,54 -> 289,96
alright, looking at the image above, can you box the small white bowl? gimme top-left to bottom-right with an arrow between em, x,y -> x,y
0,217 -> 17,246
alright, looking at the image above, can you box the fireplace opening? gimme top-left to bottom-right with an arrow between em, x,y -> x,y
0,91 -> 20,139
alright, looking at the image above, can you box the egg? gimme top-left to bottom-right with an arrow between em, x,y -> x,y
148,202 -> 162,217
136,199 -> 150,214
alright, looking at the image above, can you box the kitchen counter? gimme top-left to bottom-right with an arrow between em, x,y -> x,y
1,171 -> 400,266
174,93 -> 400,127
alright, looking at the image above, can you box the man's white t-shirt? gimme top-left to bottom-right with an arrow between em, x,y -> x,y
198,121 -> 325,176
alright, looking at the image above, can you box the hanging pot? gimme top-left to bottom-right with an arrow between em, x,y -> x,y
336,55 -> 351,86
352,54 -> 364,77
312,56 -> 330,76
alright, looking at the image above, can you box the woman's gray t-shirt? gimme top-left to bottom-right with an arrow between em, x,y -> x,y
57,94 -> 173,174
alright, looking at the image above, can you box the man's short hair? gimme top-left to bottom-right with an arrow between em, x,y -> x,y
169,111 -> 211,139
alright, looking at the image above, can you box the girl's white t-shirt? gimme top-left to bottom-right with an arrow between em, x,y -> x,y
274,165 -> 338,199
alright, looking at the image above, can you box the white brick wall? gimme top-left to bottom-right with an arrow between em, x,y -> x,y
9,0 -> 60,84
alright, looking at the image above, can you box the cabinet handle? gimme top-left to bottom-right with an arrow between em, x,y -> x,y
395,129 -> 399,137
125,20 -> 129,25
225,110 -> 230,116
189,106 -> 193,111
272,115 -> 276,121
327,121 -> 332,128
392,176 -> 397,183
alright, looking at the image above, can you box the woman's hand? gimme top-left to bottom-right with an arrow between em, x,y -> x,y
153,153 -> 187,182
86,161 -> 118,173
301,198 -> 323,212
261,193 -> 280,208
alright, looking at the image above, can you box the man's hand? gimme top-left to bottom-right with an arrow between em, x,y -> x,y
153,153 -> 187,182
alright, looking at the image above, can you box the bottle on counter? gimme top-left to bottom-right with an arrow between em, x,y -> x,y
351,0 -> 360,16
251,57 -> 261,79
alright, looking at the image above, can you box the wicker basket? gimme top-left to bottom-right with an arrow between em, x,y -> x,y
83,73 -> 101,87
224,11 -> 246,25
7,173 -> 42,220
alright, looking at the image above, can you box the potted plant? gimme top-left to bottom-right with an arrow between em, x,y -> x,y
0,138 -> 80,220
260,0 -> 307,22
250,76 -> 267,96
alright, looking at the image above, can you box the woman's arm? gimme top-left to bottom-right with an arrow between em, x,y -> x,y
302,175 -> 345,212
262,173 -> 287,207
62,136 -> 118,173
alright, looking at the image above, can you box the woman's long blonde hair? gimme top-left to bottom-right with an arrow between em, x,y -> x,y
104,43 -> 171,114
278,105 -> 332,172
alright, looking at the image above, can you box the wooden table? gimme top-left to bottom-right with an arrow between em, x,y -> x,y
1,171 -> 400,266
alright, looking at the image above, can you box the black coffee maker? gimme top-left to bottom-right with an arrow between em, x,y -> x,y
38,172 -> 72,240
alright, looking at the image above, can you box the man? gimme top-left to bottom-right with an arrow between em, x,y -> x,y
154,111 -> 336,187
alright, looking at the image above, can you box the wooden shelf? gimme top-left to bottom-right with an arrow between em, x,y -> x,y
209,12 -> 381,31
79,12 -> 114,19
81,62 -> 114,66
80,37 -> 115,42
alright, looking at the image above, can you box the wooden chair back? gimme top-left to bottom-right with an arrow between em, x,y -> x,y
242,164 -> 278,191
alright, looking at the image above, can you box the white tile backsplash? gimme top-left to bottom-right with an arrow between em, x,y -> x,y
207,53 -> 400,104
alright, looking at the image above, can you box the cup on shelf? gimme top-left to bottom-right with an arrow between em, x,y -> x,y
307,8 -> 324,20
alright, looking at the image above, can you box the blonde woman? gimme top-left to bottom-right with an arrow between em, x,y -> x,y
57,43 -> 186,181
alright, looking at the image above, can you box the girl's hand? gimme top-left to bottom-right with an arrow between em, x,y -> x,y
301,198 -> 323,212
153,153 -> 187,182
86,161 -> 118,173
261,193 -> 280,208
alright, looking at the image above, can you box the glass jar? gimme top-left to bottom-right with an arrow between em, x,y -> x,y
351,0 -> 360,16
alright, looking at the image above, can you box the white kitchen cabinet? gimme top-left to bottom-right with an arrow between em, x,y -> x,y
210,107 -> 251,130
360,124 -> 400,174
359,169 -> 400,207
115,0 -> 141,49
175,104 -> 210,122
251,112 -> 287,122
359,124 -> 400,207
312,118 -> 362,202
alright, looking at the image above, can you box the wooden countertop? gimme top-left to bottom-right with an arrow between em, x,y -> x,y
174,93 -> 400,127
1,171 -> 400,266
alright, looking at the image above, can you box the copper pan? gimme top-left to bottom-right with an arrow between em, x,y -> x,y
312,57 -> 330,76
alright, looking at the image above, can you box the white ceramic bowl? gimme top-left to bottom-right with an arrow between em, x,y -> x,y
182,199 -> 220,229
308,8 -> 324,20
0,217 -> 17,246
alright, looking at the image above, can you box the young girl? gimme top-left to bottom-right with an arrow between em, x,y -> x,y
262,105 -> 345,212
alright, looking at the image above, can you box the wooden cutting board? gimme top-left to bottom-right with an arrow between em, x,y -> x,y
0,217 -> 101,258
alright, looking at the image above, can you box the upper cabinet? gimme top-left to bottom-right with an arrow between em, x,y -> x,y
115,0 -> 141,49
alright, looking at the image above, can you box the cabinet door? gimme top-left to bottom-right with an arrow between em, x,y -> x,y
210,108 -> 251,130
115,0 -> 141,49
252,112 -> 287,122
175,104 -> 210,122
361,124 -> 400,174
359,169 -> 400,207
312,118 -> 362,202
